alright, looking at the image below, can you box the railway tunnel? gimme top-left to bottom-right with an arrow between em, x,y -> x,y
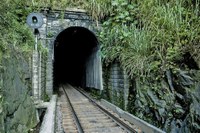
53,26 -> 102,90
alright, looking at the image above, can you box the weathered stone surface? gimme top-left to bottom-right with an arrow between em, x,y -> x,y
38,10 -> 99,96
107,62 -> 129,109
0,111 -> 5,133
1,49 -> 38,132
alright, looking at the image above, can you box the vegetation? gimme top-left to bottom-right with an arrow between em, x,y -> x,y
99,0 -> 200,132
0,0 -> 36,55
0,1 -> 46,129
0,0 -> 200,132
0,0 -> 34,121
25,0 -> 112,20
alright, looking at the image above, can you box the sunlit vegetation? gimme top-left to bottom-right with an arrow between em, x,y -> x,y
0,0 -> 200,132
99,0 -> 200,132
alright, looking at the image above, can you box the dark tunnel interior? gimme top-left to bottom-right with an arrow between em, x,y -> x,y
53,26 -> 98,89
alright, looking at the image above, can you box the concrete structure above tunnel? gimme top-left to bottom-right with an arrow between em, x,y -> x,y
33,9 -> 102,98
39,9 -> 100,48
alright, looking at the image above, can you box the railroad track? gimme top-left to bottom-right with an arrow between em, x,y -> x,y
59,84 -> 140,133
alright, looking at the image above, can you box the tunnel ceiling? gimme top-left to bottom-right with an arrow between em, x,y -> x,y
53,26 -> 98,88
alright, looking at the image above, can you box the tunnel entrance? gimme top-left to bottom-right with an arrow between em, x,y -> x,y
53,27 -> 102,90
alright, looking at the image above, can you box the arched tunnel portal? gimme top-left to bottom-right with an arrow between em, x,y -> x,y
53,26 -> 102,90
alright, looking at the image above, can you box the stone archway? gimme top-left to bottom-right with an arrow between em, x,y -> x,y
36,9 -> 102,97
53,26 -> 103,90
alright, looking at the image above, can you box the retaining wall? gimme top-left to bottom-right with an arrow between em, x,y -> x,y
107,62 -> 129,110
32,51 -> 48,101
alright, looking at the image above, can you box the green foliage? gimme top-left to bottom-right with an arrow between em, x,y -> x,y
44,93 -> 50,102
112,89 -> 125,109
38,43 -> 48,55
47,31 -> 54,38
0,0 -> 199,132
25,0 -> 112,20
0,1 -> 35,121
101,66 -> 112,101
89,89 -> 102,100
100,0 -> 200,77
0,0 -> 35,55
100,0 -> 200,132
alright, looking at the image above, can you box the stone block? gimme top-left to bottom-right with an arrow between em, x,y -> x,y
52,20 -> 60,26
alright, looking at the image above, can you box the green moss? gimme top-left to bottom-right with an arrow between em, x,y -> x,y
44,93 -> 50,102
90,88 -> 102,100
101,64 -> 112,101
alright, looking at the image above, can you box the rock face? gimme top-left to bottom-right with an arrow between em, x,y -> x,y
0,49 -> 38,133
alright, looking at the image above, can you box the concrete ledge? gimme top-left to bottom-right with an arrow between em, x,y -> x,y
39,95 -> 57,133
35,102 -> 50,109
101,99 -> 165,133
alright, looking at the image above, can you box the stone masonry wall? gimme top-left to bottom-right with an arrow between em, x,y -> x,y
40,52 -> 47,100
32,51 -> 39,99
37,9 -> 99,95
108,62 -> 129,110
1,49 -> 38,133
32,51 -> 48,101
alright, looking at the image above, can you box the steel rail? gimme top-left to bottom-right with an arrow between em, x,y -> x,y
75,87 -> 138,133
62,85 -> 84,133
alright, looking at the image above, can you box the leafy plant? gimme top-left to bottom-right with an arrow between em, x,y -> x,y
100,0 -> 200,132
